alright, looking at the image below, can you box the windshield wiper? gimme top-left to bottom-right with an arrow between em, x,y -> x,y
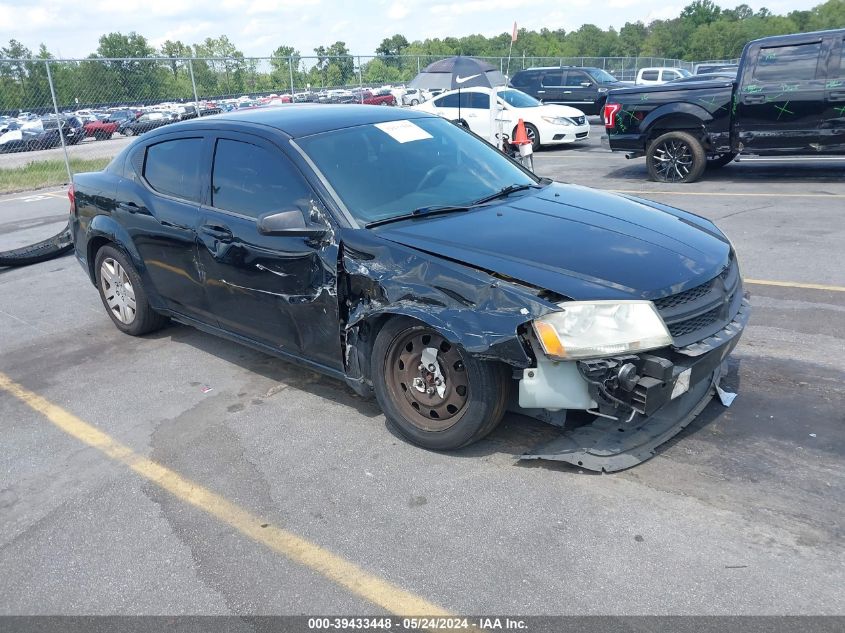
470,183 -> 542,206
365,204 -> 472,228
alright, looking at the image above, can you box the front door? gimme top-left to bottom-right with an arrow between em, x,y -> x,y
821,34 -> 845,152
196,134 -> 342,370
735,39 -> 826,153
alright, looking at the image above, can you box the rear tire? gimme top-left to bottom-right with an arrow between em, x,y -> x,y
372,317 -> 510,451
646,131 -> 706,183
94,245 -> 168,336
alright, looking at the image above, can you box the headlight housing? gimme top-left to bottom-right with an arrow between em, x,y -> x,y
541,115 -> 574,126
532,300 -> 672,360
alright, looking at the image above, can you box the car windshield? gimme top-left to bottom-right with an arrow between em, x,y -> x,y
583,68 -> 618,84
497,89 -> 540,108
296,116 -> 539,226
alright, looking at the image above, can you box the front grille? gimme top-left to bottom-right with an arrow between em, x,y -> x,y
667,304 -> 722,337
572,116 -> 586,126
653,281 -> 712,310
655,256 -> 741,347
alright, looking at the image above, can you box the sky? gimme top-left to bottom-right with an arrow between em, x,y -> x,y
1,0 -> 825,60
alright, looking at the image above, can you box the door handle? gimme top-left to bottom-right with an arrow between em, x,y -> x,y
117,201 -> 139,213
536,90 -> 545,94
563,91 -> 572,94
743,94 -> 767,104
829,90 -> 845,101
200,224 -> 233,242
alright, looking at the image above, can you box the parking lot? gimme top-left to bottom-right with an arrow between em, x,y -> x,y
1,120 -> 843,619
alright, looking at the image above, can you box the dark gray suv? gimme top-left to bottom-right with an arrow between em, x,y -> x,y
509,66 -> 628,115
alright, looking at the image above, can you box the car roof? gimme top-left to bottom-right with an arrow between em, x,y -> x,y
164,104 -> 436,138
516,66 -> 603,72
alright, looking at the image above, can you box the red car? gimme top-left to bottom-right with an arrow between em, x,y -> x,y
83,120 -> 119,140
361,91 -> 396,106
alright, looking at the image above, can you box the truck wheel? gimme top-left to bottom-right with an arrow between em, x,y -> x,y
372,317 -> 510,451
707,152 -> 737,169
646,131 -> 706,183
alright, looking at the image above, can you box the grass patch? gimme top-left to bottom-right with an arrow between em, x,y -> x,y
0,158 -> 111,194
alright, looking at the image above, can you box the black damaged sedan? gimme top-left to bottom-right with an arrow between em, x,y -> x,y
70,106 -> 749,471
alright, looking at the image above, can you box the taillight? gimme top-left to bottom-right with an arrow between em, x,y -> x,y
68,184 -> 76,216
603,102 -> 621,128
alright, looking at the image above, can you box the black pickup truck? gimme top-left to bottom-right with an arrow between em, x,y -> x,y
603,29 -> 845,182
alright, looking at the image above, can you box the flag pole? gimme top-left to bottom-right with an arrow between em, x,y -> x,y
506,21 -> 517,78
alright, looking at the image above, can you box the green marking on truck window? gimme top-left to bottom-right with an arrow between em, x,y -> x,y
761,52 -> 777,63
835,105 -> 845,117
731,93 -> 739,115
774,101 -> 794,119
745,84 -> 763,93
640,94 -> 650,101
826,80 -> 843,89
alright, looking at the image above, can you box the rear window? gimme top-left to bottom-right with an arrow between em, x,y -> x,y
753,42 -> 822,82
641,70 -> 660,81
144,138 -> 203,202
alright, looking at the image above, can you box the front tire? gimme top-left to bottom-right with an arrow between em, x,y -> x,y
95,245 -> 168,336
372,318 -> 510,450
646,131 -> 706,183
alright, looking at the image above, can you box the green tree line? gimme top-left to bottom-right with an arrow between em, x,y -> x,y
1,0 -> 843,112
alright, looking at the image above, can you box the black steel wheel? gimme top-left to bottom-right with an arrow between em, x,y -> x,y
372,318 -> 510,450
646,131 -> 706,183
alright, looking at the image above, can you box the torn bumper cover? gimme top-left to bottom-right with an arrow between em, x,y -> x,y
521,297 -> 750,472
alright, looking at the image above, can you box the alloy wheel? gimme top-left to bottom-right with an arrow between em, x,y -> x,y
651,138 -> 694,182
100,258 -> 137,324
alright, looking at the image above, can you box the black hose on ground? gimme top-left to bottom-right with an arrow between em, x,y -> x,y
0,222 -> 73,267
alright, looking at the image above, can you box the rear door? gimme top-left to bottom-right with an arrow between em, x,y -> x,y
821,33 -> 845,152
735,38 -> 826,152
121,135 -> 212,322
537,69 -> 566,103
196,133 -> 342,369
462,91 -> 491,138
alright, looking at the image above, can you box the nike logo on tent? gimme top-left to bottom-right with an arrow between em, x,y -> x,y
455,74 -> 481,84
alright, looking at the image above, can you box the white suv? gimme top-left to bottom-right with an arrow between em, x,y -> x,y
635,67 -> 692,85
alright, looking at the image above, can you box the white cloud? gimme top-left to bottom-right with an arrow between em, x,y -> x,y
388,1 -> 409,20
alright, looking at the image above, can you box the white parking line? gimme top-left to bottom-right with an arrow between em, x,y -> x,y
0,191 -> 66,204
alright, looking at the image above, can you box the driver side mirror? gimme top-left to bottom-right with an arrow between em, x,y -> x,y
258,209 -> 328,238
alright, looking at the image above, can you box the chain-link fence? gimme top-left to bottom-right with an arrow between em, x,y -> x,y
1,54 -> 713,194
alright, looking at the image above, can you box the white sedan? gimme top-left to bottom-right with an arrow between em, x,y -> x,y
412,87 -> 590,150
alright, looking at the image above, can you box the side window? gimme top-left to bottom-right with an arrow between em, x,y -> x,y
564,71 -> 589,86
144,138 -> 203,202
511,72 -> 530,87
469,92 -> 489,108
211,139 -> 312,219
436,93 -> 460,108
753,42 -> 822,82
831,38 -> 844,79
541,70 -> 564,86
658,70 -> 675,81
642,70 -> 660,81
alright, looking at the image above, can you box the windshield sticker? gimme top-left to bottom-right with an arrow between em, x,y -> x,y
374,120 -> 433,143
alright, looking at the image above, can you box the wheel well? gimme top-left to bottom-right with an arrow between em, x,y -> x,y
646,115 -> 707,146
86,236 -> 112,282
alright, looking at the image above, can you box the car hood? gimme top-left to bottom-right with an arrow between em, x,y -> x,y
530,103 -> 586,118
373,183 -> 731,301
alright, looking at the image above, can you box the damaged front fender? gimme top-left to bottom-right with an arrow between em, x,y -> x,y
338,230 -> 562,391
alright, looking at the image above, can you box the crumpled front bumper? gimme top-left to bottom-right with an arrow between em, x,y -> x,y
520,298 -> 750,472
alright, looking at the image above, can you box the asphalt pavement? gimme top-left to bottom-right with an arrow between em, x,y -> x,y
0,122 -> 843,619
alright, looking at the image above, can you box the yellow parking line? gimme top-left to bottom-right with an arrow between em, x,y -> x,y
745,279 -> 845,292
0,372 -> 450,617
609,189 -> 845,198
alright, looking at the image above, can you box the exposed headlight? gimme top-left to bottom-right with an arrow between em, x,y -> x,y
532,301 -> 672,360
541,115 -> 574,126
